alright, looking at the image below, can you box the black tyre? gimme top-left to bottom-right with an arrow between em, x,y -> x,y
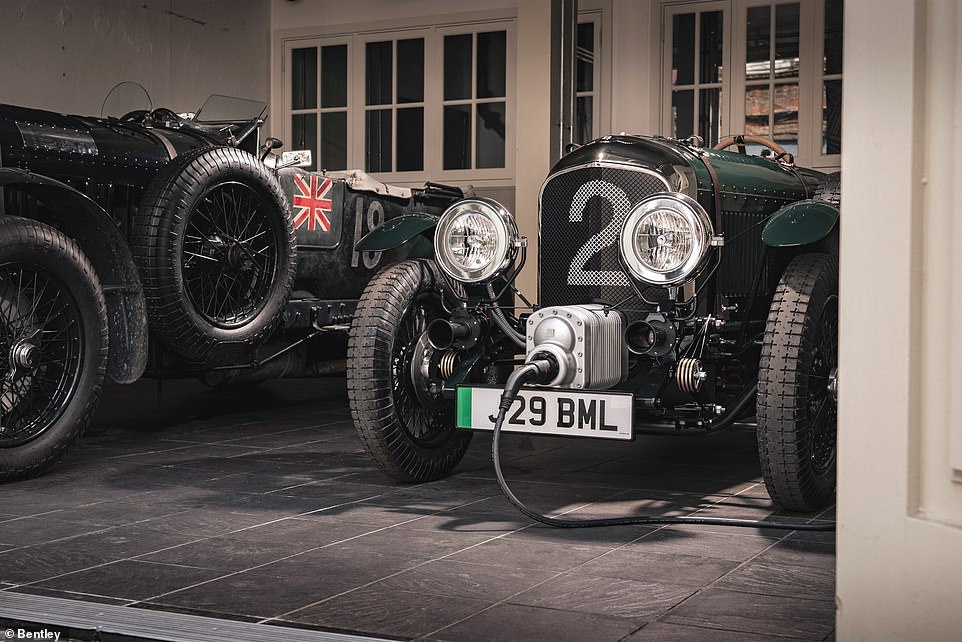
347,260 -> 471,482
132,147 -> 296,362
813,171 -> 841,207
0,218 -> 108,482
757,253 -> 838,512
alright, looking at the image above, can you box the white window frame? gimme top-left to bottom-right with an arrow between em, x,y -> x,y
576,12 -> 601,142
279,18 -> 515,187
434,21 -> 516,184
811,0 -> 842,168
355,29 -> 431,176
283,35 -> 353,172
662,1 -> 732,144
659,0 -> 841,169
729,0 -> 815,162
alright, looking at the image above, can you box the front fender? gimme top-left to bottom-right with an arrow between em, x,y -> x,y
0,168 -> 148,384
354,212 -> 439,252
761,199 -> 839,247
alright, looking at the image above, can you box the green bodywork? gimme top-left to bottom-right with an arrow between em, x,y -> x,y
354,212 -> 439,252
761,199 -> 840,247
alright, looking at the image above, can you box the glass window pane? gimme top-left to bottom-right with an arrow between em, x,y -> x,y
823,79 -> 843,154
671,89 -> 694,139
746,5 -> 771,80
699,87 -> 723,147
443,104 -> 471,170
824,0 -> 844,74
744,85 -> 770,138
672,13 -> 695,85
366,41 -> 392,106
577,22 -> 594,92
292,48 -> 317,110
397,38 -> 424,104
321,44 -> 347,108
365,109 -> 392,172
575,95 -> 593,145
476,102 -> 506,168
397,107 -> 424,171
477,31 -> 506,99
291,114 -> 317,171
700,11 -> 724,84
775,3 -> 800,78
772,82 -> 799,154
444,34 -> 472,100
321,112 -> 346,171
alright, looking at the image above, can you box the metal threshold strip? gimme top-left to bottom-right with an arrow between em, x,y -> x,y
0,592 -> 392,642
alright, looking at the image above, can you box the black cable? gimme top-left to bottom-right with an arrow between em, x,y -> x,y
491,365 -> 836,532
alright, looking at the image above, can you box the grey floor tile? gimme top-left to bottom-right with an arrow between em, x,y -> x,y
375,559 -> 556,602
430,602 -> 643,642
0,544 -> 118,585
624,526 -> 780,561
26,521 -> 204,561
502,522 -> 656,548
138,519 -> 372,571
755,538 -> 836,569
137,535 -> 313,572
7,585 -> 135,606
714,559 -> 836,601
145,565 -> 346,619
577,549 -> 740,587
0,378 -> 837,641
624,621 -> 780,641
319,527 -> 494,566
509,573 -> 695,619
447,536 -> 610,572
0,515 -> 115,547
663,588 -> 835,639
33,560 -> 224,601
285,586 -> 490,639
137,508 -> 282,538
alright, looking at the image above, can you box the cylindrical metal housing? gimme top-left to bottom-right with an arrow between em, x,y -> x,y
525,304 -> 627,390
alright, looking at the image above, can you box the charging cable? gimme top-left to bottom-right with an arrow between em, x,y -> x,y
491,363 -> 836,532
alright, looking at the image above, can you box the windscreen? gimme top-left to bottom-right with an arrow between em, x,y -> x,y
194,95 -> 267,123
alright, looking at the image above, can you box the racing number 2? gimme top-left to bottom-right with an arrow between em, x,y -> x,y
567,180 -> 632,287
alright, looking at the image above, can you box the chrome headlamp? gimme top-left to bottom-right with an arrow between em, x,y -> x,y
619,192 -> 714,286
434,197 -> 519,283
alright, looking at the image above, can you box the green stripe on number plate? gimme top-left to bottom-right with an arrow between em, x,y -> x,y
456,387 -> 472,428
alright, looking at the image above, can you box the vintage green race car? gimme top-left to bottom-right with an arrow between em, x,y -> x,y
0,85 -> 461,481
348,133 -> 840,512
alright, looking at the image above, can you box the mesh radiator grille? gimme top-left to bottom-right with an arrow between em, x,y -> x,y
539,165 -> 668,309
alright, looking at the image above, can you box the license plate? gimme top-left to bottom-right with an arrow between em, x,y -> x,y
456,386 -> 633,440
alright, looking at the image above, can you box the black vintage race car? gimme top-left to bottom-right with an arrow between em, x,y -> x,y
0,84 -> 461,481
348,133 -> 840,512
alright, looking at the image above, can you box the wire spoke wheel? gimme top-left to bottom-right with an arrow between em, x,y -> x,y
391,291 -> 451,445
0,265 -> 84,446
181,182 -> 279,329
132,147 -> 296,362
348,260 -> 472,482
0,218 -> 107,482
807,295 -> 838,474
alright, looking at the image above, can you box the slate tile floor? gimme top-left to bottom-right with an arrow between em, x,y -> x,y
0,378 -> 836,641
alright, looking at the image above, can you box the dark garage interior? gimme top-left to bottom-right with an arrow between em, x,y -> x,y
0,1 -> 961,641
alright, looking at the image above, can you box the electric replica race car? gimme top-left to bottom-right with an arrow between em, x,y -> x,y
0,83 -> 461,481
349,133 -> 840,512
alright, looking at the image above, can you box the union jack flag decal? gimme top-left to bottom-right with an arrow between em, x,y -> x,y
292,174 -> 333,232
